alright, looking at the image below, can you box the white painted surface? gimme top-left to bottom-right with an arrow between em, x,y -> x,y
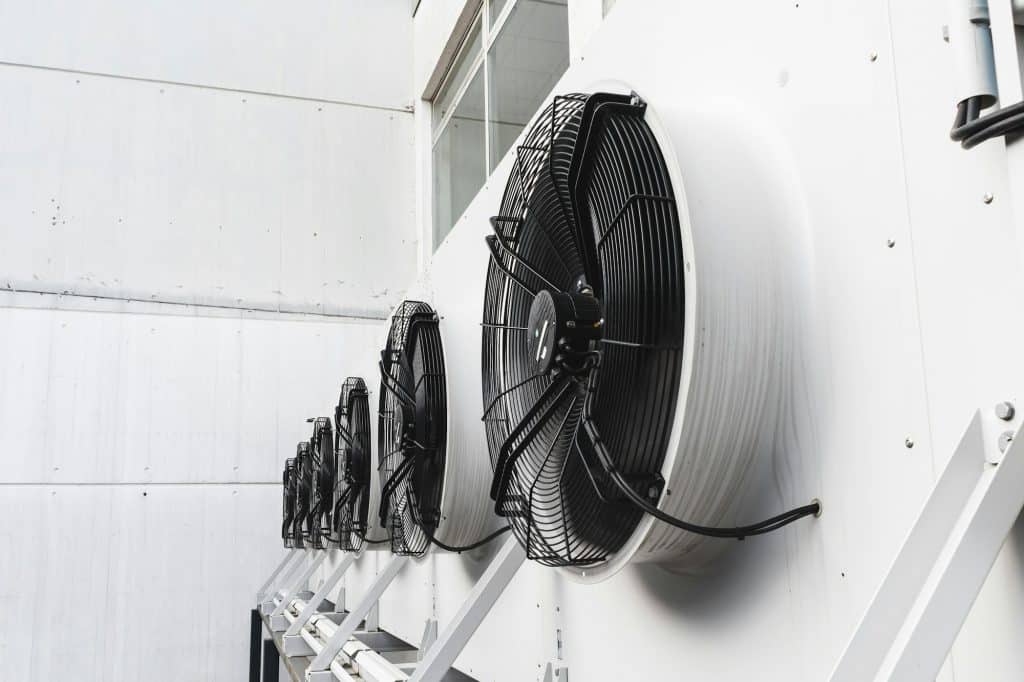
0,0 -> 413,110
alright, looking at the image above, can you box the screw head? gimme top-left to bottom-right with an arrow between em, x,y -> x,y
887,239 -> 896,248
996,401 -> 1016,421
999,430 -> 1015,453
869,51 -> 878,62
983,192 -> 994,204
905,437 -> 915,449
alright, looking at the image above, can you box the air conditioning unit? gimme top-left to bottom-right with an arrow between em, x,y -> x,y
333,377 -> 381,551
477,90 -> 818,580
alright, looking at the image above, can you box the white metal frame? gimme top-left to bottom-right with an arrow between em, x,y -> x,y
283,553 -> 359,656
831,408 -> 1024,681
259,550 -> 308,616
271,552 -> 328,631
410,534 -> 526,682
306,555 -> 412,680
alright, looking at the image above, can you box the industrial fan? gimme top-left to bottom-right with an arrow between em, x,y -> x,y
481,91 -> 819,577
377,300 -> 499,556
333,377 -> 374,551
294,440 -> 320,549
282,457 -> 300,548
306,416 -> 335,549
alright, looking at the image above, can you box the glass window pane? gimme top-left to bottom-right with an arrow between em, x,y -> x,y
486,0 -> 570,172
489,0 -> 510,27
432,17 -> 483,135
432,67 -> 486,248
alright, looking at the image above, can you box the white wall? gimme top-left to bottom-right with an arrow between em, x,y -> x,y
0,1 -> 413,680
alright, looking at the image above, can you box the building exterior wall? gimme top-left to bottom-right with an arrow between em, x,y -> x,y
0,2 -> 413,680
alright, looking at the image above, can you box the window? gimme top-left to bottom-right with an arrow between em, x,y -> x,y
430,0 -> 569,249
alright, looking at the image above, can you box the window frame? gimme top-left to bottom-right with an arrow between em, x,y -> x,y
428,0 -> 568,250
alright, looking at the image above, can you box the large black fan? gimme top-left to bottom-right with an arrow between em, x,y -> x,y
481,92 -> 685,567
307,417 -> 335,548
377,300 -> 447,556
282,457 -> 300,548
333,377 -> 373,551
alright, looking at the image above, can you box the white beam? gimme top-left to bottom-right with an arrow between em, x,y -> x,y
411,535 -> 526,682
831,409 -> 1024,681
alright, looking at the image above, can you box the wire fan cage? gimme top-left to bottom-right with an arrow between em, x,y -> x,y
309,417 -> 335,548
282,457 -> 300,548
334,377 -> 372,552
378,300 -> 447,556
295,440 -> 321,549
481,92 -> 685,567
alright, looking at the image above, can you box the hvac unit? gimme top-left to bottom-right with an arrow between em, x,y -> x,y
480,91 -> 819,579
281,457 -> 300,549
332,376 -> 380,551
306,416 -> 335,549
294,440 -> 320,549
376,300 -> 500,555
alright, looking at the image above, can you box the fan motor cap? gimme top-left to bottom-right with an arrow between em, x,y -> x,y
527,289 -> 603,374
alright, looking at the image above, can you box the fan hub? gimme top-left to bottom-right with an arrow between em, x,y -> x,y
527,289 -> 603,375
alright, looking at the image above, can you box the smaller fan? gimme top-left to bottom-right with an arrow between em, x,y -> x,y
333,377 -> 373,551
295,441 -> 316,548
282,457 -> 300,548
307,416 -> 335,548
378,301 -> 447,556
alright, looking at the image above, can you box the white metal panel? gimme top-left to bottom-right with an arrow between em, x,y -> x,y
0,296 -> 385,483
885,2 -> 1024,678
0,64 -> 415,318
0,0 -> 413,110
0,483 -> 282,682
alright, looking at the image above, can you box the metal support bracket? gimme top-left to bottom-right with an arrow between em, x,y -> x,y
410,534 -> 527,682
271,552 -> 328,632
417,619 -> 438,661
257,549 -> 301,603
306,555 -> 411,679
283,553 -> 358,656
260,550 -> 308,616
831,408 -> 1024,681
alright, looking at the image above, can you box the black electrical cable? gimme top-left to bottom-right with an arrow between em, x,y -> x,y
603,465 -> 819,540
951,96 -> 1024,149
424,525 -> 512,553
579,384 -> 821,541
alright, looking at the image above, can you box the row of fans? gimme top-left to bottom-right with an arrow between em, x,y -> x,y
280,90 -> 819,579
282,378 -> 375,552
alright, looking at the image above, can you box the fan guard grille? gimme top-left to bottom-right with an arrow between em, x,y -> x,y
481,92 -> 685,567
334,377 -> 372,552
294,441 -> 315,548
282,457 -> 300,548
378,300 -> 447,556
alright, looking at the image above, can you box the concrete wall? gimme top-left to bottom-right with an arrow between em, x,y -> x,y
0,1 -> 414,680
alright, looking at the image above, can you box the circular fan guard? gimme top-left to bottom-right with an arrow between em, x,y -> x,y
282,457 -> 300,548
294,441 -> 314,549
378,300 -> 447,556
334,377 -> 372,552
481,92 -> 685,568
307,417 -> 334,549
